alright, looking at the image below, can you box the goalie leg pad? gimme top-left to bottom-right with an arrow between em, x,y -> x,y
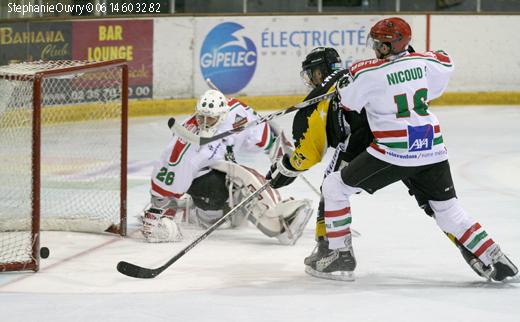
192,208 -> 226,229
275,199 -> 313,245
247,198 -> 313,245
211,160 -> 312,243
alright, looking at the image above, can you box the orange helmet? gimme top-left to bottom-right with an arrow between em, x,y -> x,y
369,17 -> 412,55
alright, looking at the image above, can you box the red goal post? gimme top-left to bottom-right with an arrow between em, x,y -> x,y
0,59 -> 128,272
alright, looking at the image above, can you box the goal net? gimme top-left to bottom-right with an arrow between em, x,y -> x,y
0,60 -> 128,272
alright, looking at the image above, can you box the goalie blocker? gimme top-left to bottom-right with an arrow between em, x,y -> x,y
142,160 -> 313,246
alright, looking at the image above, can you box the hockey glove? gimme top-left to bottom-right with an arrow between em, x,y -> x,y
266,154 -> 299,189
225,145 -> 237,163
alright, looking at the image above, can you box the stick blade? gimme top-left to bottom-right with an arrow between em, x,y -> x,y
117,261 -> 158,279
171,123 -> 201,145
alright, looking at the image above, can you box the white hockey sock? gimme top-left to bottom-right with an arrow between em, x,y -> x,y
456,222 -> 497,266
324,203 -> 352,250
429,198 -> 496,266
321,172 -> 358,250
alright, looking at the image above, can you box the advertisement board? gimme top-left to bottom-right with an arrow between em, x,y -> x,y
150,15 -> 428,99
189,15 -> 425,97
0,21 -> 72,65
72,19 -> 153,99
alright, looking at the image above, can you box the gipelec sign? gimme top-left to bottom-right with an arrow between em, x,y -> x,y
199,22 -> 257,94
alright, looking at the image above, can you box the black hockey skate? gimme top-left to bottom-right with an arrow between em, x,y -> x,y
305,246 -> 356,281
489,247 -> 519,282
454,239 -> 493,280
304,239 -> 329,266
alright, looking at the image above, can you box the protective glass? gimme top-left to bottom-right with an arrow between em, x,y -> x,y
300,69 -> 314,88
367,35 -> 383,51
196,114 -> 219,133
301,62 -> 342,89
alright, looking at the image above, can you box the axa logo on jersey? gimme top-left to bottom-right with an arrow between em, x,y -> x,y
200,22 -> 257,94
408,124 -> 434,152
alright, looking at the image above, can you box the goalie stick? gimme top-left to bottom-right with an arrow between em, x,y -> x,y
169,91 -> 336,146
117,181 -> 270,279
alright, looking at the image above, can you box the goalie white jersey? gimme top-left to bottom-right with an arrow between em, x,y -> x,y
150,99 -> 273,198
338,50 -> 454,167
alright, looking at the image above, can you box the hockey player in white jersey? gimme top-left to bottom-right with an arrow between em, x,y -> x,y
303,17 -> 518,281
267,45 -> 498,281
142,89 -> 312,245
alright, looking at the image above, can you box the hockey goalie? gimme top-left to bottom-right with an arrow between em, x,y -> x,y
141,89 -> 312,245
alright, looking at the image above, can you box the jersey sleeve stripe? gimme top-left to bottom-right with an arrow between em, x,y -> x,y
349,59 -> 387,78
432,50 -> 451,64
352,56 -> 452,80
255,122 -> 271,149
373,129 -> 407,138
369,142 -> 386,154
168,141 -> 191,166
227,98 -> 240,106
151,180 -> 183,199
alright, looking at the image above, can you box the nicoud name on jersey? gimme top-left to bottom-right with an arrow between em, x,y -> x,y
387,67 -> 424,86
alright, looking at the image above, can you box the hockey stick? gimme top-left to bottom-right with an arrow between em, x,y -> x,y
170,91 -> 336,146
117,181 -> 270,279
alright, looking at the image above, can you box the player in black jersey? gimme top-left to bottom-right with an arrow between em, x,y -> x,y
266,47 -> 373,272
268,47 -> 372,184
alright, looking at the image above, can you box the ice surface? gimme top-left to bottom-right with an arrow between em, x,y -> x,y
1,106 -> 519,322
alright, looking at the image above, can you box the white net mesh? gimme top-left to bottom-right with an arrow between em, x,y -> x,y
0,60 -> 89,77
0,61 -> 125,269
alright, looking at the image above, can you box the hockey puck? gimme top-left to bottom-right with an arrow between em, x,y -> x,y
40,247 -> 50,259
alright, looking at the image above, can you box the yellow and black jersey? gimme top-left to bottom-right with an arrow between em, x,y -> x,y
290,69 -> 373,171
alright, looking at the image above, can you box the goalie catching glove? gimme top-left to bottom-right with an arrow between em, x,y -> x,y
141,196 -> 185,243
266,154 -> 300,189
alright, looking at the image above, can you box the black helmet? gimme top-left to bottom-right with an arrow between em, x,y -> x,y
301,47 -> 342,88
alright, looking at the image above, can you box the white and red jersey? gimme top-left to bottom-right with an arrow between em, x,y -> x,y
338,50 -> 454,166
150,98 -> 273,198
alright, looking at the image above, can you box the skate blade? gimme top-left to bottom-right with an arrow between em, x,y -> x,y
500,274 -> 520,283
351,229 -> 361,238
305,266 -> 355,281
